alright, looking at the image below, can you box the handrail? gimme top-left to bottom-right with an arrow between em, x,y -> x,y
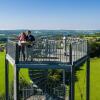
6,37 -> 87,65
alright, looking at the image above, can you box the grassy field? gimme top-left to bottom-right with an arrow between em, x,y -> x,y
75,58 -> 100,100
0,52 -> 100,99
0,52 -> 31,96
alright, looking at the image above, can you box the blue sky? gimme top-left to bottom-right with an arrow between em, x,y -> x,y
0,0 -> 100,30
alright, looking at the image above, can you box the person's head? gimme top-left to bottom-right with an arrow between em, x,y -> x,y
21,32 -> 26,36
27,30 -> 31,35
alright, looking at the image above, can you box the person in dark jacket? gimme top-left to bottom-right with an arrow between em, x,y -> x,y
26,30 -> 35,61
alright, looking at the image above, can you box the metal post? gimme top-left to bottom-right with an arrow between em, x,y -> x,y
69,44 -> 72,100
86,41 -> 90,100
14,43 -> 19,100
63,70 -> 66,100
71,64 -> 75,100
69,43 -> 75,100
63,36 -> 66,52
69,44 -> 72,64
17,68 -> 20,100
15,43 -> 19,63
14,65 -> 19,100
5,58 -> 9,100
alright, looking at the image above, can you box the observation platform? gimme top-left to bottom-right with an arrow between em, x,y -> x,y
5,36 -> 90,100
6,36 -> 88,70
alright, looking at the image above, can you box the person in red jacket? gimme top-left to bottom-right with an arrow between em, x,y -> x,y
18,32 -> 27,61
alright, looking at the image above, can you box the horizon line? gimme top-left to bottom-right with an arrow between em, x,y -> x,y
0,29 -> 100,31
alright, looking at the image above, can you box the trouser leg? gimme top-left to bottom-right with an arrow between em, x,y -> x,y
21,46 -> 25,61
29,47 -> 33,61
18,46 -> 21,60
26,47 -> 29,60
26,47 -> 33,61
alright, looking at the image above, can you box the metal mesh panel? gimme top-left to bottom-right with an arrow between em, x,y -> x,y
6,40 -> 16,60
19,69 -> 66,100
6,37 -> 87,65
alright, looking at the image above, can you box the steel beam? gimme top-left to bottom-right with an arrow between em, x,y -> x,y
14,65 -> 19,100
5,59 -> 9,100
86,41 -> 90,100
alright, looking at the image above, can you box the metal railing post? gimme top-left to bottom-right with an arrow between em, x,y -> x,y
13,43 -> 20,100
69,43 -> 72,100
63,70 -> 66,99
86,41 -> 90,100
5,58 -> 9,100
5,43 -> 9,100
69,43 -> 75,100
14,65 -> 20,100
15,43 -> 19,63
69,43 -> 72,64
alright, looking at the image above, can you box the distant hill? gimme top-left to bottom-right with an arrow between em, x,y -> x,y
0,30 -> 100,38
